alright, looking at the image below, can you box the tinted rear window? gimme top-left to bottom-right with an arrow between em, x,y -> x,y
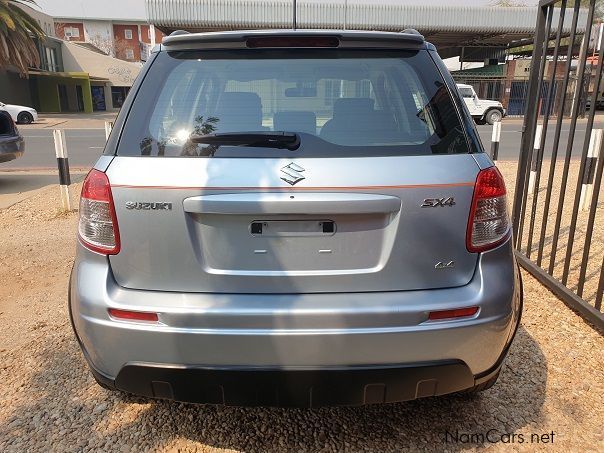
116,49 -> 470,158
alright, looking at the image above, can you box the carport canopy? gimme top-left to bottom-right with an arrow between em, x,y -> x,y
145,1 -> 587,60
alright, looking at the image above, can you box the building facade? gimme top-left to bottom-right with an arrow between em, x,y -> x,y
55,20 -> 164,63
0,1 -> 154,112
451,59 -> 580,117
0,7 -> 143,113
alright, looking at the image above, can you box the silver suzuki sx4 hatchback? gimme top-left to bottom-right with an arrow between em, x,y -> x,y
69,30 -> 522,407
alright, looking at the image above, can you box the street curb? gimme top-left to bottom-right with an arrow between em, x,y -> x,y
0,168 -> 90,173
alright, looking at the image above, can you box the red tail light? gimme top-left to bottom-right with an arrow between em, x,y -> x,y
78,169 -> 121,254
466,167 -> 510,253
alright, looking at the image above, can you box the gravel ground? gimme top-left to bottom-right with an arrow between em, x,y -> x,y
497,160 -> 604,307
0,168 -> 603,452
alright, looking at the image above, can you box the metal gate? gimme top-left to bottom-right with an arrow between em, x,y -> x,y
513,0 -> 604,330
509,80 -> 562,116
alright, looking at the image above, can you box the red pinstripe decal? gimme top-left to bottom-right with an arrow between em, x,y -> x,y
111,182 -> 475,190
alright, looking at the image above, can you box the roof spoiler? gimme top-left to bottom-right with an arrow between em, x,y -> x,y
161,29 -> 427,51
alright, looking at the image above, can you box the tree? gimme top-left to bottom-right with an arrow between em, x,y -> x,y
87,32 -> 114,56
0,0 -> 45,76
113,36 -> 135,60
490,0 -> 528,6
79,31 -> 132,59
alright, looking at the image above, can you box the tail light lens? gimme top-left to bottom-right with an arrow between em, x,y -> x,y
78,169 -> 120,254
467,167 -> 510,253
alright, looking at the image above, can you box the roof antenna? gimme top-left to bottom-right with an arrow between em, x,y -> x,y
292,0 -> 297,30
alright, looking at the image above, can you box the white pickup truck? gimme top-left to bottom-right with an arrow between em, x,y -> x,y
456,83 -> 506,125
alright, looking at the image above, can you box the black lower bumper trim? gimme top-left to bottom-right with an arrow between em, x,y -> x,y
112,361 -> 475,407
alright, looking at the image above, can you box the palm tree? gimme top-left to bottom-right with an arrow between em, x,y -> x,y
0,0 -> 45,76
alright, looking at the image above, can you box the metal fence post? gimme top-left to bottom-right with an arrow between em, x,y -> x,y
53,129 -> 71,212
562,0 -> 602,285
537,0 -> 576,267
511,3 -> 548,247
549,0 -> 595,274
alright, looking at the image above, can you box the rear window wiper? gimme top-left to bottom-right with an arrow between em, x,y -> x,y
190,131 -> 300,150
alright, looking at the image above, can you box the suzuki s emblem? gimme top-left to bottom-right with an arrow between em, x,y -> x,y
280,162 -> 306,185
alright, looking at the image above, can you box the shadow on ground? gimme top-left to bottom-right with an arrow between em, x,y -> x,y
0,324 -> 547,452
0,173 -> 85,196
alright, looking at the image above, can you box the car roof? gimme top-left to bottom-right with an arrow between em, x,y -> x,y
161,29 -> 434,51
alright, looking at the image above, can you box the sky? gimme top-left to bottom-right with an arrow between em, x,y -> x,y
34,0 -> 147,21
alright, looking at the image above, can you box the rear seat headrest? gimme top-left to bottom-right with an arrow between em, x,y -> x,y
273,111 -> 316,134
216,92 -> 262,112
333,98 -> 375,117
213,92 -> 263,131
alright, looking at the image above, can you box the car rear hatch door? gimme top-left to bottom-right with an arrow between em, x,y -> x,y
106,154 -> 480,293
104,40 -> 482,294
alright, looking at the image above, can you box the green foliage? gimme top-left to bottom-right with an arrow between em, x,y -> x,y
0,0 -> 45,76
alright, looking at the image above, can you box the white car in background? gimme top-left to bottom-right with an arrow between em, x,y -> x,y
456,83 -> 505,125
0,101 -> 38,124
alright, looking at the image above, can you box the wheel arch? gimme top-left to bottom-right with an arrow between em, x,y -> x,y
485,106 -> 504,116
17,111 -> 34,123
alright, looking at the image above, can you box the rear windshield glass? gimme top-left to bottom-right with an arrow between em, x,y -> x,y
116,49 -> 470,158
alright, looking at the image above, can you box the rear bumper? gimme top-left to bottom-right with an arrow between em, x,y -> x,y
69,239 -> 521,406
91,361 -> 494,407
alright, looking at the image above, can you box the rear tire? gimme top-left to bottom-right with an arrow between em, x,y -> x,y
485,109 -> 502,125
17,112 -> 33,124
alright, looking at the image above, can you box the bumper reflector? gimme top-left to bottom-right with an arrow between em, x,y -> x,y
428,306 -> 479,321
108,308 -> 159,323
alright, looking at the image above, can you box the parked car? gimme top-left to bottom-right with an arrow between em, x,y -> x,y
0,110 -> 24,163
0,101 -> 38,124
585,90 -> 604,111
456,83 -> 506,125
69,29 -> 522,407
